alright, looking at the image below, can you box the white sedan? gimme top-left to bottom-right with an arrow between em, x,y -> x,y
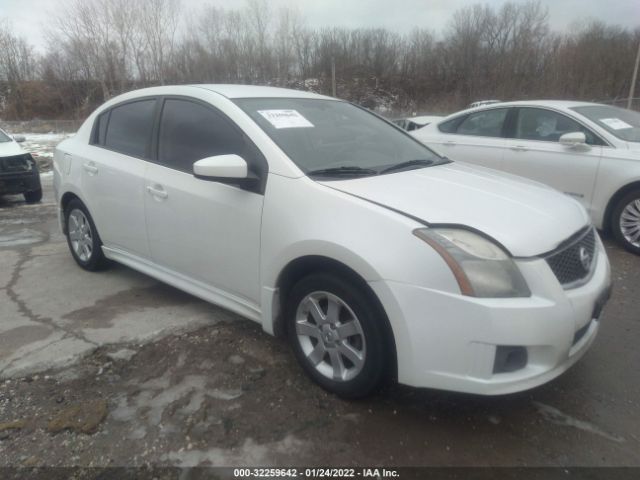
412,101 -> 640,254
54,86 -> 611,397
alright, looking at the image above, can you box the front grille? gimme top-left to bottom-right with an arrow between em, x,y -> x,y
0,154 -> 31,174
545,227 -> 597,288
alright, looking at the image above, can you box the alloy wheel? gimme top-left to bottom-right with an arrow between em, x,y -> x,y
68,208 -> 93,262
620,199 -> 640,248
294,291 -> 366,382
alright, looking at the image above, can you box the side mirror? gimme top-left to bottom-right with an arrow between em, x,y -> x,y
13,135 -> 25,143
193,154 -> 248,180
559,132 -> 587,148
193,154 -> 260,191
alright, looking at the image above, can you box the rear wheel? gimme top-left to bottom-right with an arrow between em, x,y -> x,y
64,199 -> 109,271
612,190 -> 640,255
286,273 -> 389,398
23,188 -> 42,203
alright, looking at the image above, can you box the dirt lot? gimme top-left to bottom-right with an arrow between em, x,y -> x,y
0,174 -> 639,468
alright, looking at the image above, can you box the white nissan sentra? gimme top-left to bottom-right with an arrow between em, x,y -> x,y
53,85 -> 612,398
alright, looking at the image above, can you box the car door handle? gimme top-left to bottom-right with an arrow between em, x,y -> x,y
510,145 -> 528,152
146,185 -> 168,200
443,141 -> 456,146
83,162 -> 98,174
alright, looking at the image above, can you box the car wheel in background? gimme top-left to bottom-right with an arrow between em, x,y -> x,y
64,199 -> 109,271
286,272 -> 390,398
23,188 -> 42,203
612,190 -> 640,255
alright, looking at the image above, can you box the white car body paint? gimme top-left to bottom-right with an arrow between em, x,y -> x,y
411,100 -> 640,231
54,86 -> 611,395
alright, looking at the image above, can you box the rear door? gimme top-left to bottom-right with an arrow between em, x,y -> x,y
144,97 -> 266,304
434,107 -> 510,170
501,107 -> 604,212
80,98 -> 157,258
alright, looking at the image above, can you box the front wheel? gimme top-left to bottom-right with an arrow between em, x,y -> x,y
286,273 -> 390,398
612,190 -> 640,255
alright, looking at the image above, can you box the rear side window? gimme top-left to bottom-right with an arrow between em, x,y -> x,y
104,99 -> 156,158
456,108 -> 508,137
158,99 -> 250,173
438,117 -> 464,133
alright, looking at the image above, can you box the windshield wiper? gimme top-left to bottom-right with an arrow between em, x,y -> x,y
379,159 -> 436,175
307,166 -> 378,177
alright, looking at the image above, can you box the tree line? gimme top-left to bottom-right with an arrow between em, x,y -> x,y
0,0 -> 639,120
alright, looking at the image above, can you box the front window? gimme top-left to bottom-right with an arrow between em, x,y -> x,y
234,98 -> 445,177
514,108 -> 604,145
157,99 -> 263,175
572,105 -> 640,143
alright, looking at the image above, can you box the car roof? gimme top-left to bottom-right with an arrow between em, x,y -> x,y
188,84 -> 334,100
441,100 -> 608,121
490,100 -> 602,109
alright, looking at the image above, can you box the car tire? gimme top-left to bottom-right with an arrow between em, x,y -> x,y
23,188 -> 42,204
64,199 -> 109,271
612,190 -> 640,255
286,272 -> 390,398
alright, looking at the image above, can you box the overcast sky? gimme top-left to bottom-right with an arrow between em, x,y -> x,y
1,0 -> 639,52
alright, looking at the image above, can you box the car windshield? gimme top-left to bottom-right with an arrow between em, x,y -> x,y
0,129 -> 12,143
572,105 -> 640,142
234,98 -> 445,176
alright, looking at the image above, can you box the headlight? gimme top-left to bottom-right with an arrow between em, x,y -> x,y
413,228 -> 531,298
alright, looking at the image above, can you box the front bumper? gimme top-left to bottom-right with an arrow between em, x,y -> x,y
0,170 -> 41,195
370,238 -> 612,395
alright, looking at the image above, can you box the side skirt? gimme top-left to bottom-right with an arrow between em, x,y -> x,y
102,246 -> 263,324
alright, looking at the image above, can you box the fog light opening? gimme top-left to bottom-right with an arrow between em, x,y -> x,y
493,346 -> 528,374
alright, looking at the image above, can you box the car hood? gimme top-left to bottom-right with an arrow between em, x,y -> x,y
0,141 -> 25,157
319,162 -> 590,257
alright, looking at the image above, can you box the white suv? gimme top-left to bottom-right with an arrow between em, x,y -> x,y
54,86 -> 611,398
412,101 -> 640,254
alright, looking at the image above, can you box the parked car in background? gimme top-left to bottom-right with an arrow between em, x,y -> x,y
54,86 -> 611,398
0,128 -> 42,203
412,101 -> 640,255
392,115 -> 443,131
467,100 -> 501,109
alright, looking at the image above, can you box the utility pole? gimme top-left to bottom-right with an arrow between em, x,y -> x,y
331,56 -> 337,97
628,39 -> 640,109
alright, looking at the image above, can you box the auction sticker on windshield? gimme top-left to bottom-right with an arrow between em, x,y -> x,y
600,118 -> 633,130
258,109 -> 314,129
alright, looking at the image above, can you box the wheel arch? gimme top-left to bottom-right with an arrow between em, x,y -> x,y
271,255 -> 398,379
59,191 -> 84,234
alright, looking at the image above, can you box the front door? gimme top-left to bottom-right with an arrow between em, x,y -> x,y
501,107 -> 604,213
144,98 -> 266,305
